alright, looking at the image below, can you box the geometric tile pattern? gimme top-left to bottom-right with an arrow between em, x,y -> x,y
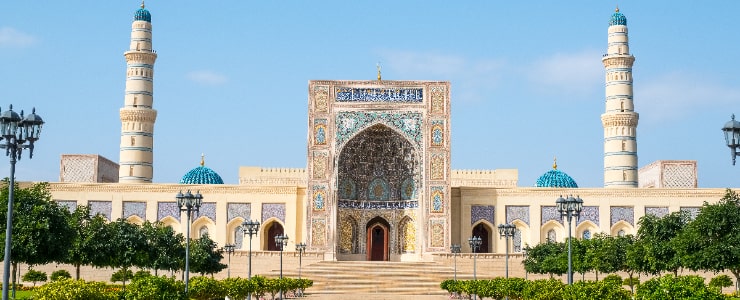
262,203 -> 286,223
197,202 -> 217,222
663,163 -> 696,188
471,205 -> 494,225
56,200 -> 78,213
123,201 -> 146,220
645,206 -> 669,218
610,206 -> 634,226
335,87 -> 423,103
335,111 -> 423,148
89,201 -> 112,221
506,206 -> 529,225
578,206 -> 599,226
680,206 -> 701,220
158,202 -> 180,222
227,203 -> 251,222
541,206 -> 563,225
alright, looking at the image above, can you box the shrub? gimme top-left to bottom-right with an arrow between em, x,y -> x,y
22,269 -> 47,287
709,274 -> 733,292
521,279 -> 565,300
188,276 -> 225,300
32,279 -> 118,300
562,280 -> 631,300
123,275 -> 185,300
602,274 -> 623,287
49,270 -> 71,282
636,274 -> 725,300
133,270 -> 152,280
222,277 -> 252,300
110,269 -> 133,284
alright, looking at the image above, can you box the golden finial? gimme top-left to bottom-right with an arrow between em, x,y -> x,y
553,156 -> 558,170
200,153 -> 205,166
615,5 -> 619,13
377,62 -> 382,81
141,0 -> 145,9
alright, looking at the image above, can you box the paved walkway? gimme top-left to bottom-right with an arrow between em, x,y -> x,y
302,294 -> 449,300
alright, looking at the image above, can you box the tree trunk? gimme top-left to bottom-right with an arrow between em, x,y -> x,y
75,263 -> 81,280
11,262 -> 17,299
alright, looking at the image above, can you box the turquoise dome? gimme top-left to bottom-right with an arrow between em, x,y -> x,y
180,157 -> 224,184
134,3 -> 151,22
535,162 -> 578,188
610,8 -> 627,26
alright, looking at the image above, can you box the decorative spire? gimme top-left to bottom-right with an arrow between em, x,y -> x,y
553,156 -> 558,170
200,153 -> 205,166
377,62 -> 382,81
141,0 -> 145,9
615,5 -> 619,13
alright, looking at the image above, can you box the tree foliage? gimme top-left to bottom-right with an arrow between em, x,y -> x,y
523,242 -> 566,277
142,221 -> 184,275
189,234 -> 226,276
635,210 -> 690,275
22,269 -> 47,287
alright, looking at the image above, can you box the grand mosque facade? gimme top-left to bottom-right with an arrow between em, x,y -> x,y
49,5 -> 723,263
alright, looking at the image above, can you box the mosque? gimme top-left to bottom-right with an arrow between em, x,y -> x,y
49,4 -> 724,264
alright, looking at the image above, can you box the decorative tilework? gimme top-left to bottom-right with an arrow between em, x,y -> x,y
90,201 -> 112,221
645,206 -> 669,218
234,226 -> 244,249
506,206 -> 530,225
312,152 -> 327,179
610,206 -> 634,226
400,177 -> 415,200
541,206 -> 562,225
338,200 -> 418,210
513,229 -> 522,252
431,120 -> 444,146
335,87 -> 423,102
338,179 -> 357,200
158,202 -> 180,222
430,219 -> 445,248
578,206 -> 599,226
431,153 -> 444,180
262,203 -> 286,223
471,205 -> 494,225
367,178 -> 390,201
314,119 -> 327,145
430,86 -> 445,114
311,218 -> 327,246
430,187 -> 444,213
335,111 -> 423,148
313,186 -> 326,211
680,207 -> 701,220
56,200 -> 77,212
123,201 -> 146,220
227,203 -> 251,222
583,230 -> 592,240
400,217 -> 416,252
339,217 -> 357,253
313,85 -> 329,112
197,202 -> 216,222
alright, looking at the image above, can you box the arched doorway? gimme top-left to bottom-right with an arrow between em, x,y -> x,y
266,222 -> 284,251
366,217 -> 390,261
472,223 -> 490,253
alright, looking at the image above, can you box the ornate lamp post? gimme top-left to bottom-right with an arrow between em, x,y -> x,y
468,235 -> 482,300
295,242 -> 306,297
522,247 -> 528,280
450,244 -> 461,281
241,219 -> 260,300
223,243 -> 235,278
722,114 -> 740,165
498,223 -> 516,279
556,195 -> 583,285
0,105 -> 43,300
176,190 -> 202,295
275,233 -> 289,299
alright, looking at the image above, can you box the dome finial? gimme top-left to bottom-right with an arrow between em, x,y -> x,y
377,62 -> 382,81
141,0 -> 145,9
200,153 -> 205,166
615,5 -> 619,13
553,156 -> 558,170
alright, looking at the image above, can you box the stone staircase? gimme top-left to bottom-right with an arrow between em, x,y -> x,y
271,261 -> 463,296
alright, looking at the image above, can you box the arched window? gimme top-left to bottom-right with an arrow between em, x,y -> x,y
582,229 -> 591,240
513,229 -> 522,252
234,226 -> 243,249
618,229 -> 626,237
547,229 -> 556,242
199,226 -> 209,238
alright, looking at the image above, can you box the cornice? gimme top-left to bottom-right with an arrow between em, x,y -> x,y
601,56 -> 635,68
601,113 -> 638,127
124,52 -> 157,64
46,182 -> 298,195
120,109 -> 157,123
453,186 -> 734,198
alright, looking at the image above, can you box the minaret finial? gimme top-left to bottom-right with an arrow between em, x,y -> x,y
141,0 -> 145,8
615,5 -> 619,13
377,62 -> 382,81
200,153 -> 205,166
553,156 -> 558,170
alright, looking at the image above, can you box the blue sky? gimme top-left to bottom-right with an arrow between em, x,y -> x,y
1,1 -> 739,188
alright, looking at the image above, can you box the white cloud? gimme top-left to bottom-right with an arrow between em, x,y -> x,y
525,49 -> 603,96
637,72 -> 740,122
186,70 -> 228,86
0,27 -> 38,48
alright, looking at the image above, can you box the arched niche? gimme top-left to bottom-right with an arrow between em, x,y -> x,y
541,220 -> 564,243
471,221 -> 493,253
262,218 -> 285,251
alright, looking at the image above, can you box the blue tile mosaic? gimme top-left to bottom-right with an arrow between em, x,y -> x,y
56,200 -> 78,212
610,206 -> 634,226
506,206 -> 530,226
123,201 -> 146,220
645,206 -> 669,218
541,206 -> 563,225
680,207 -> 701,220
158,202 -> 180,222
196,203 -> 216,222
578,206 -> 599,226
262,203 -> 286,223
338,200 -> 418,210
610,10 -> 627,26
431,120 -> 444,146
227,203 -> 251,222
367,178 -> 390,201
400,177 -> 416,200
338,179 -> 357,200
535,169 -> 578,188
90,201 -> 112,221
431,186 -> 444,213
335,111 -> 423,148
234,226 -> 244,249
471,205 -> 494,225
513,229 -> 522,252
314,119 -> 327,145
335,87 -> 423,102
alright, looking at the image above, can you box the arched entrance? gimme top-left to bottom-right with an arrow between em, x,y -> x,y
472,223 -> 490,253
266,222 -> 284,251
366,217 -> 390,261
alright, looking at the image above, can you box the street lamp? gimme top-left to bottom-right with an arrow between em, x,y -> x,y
498,223 -> 516,279
241,219 -> 260,300
722,114 -> 740,165
223,243 -> 235,278
275,233 -> 289,299
450,244 -> 461,281
176,190 -> 203,295
522,247 -> 528,280
0,105 -> 43,300
556,194 -> 583,285
468,235 -> 482,300
295,242 -> 306,297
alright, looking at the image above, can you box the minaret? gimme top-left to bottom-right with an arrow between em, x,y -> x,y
601,7 -> 638,188
119,1 -> 158,183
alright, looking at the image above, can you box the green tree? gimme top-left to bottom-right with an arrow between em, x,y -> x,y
523,241 -> 567,278
50,269 -> 72,281
142,221 -> 185,275
110,268 -> 133,284
66,205 -> 109,279
675,189 -> 740,293
189,234 -> 226,276
635,211 -> 690,276
22,269 -> 47,287
585,233 -> 622,280
90,219 -> 147,289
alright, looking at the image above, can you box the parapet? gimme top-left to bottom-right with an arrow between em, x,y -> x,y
451,169 -> 518,188
238,166 -> 306,186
